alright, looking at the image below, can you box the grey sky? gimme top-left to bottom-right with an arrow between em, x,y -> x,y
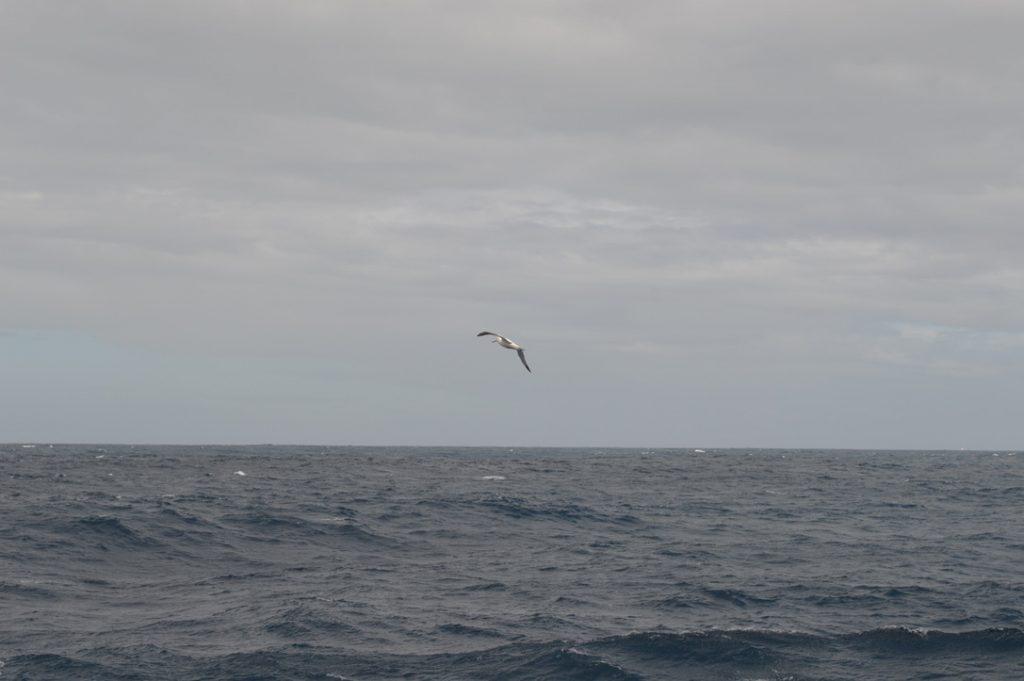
2,1 -> 1023,447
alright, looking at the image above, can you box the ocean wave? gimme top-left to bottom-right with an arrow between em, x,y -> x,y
460,581 -> 507,592
436,622 -> 505,638
157,507 -> 207,525
652,595 -> 701,609
63,515 -> 161,548
502,645 -> 643,680
701,588 -> 776,608
6,653 -> 120,679
0,580 -> 57,599
651,588 -> 779,611
217,512 -> 394,545
262,604 -> 361,639
587,630 -> 783,666
6,628 -> 1024,680
418,495 -> 638,524
844,626 -> 1024,653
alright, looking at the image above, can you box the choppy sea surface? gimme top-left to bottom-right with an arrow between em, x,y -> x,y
1,445 -> 1022,680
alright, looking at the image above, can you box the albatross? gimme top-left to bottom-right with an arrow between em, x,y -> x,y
477,331 -> 531,373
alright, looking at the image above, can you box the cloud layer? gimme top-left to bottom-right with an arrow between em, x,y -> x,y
2,2 -> 1023,446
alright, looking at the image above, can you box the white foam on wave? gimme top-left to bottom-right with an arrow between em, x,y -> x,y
234,470 -> 246,476
480,475 -> 506,481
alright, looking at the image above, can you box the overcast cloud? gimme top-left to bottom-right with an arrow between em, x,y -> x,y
2,1 -> 1023,447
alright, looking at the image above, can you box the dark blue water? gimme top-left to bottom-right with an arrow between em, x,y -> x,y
1,445 -> 1022,680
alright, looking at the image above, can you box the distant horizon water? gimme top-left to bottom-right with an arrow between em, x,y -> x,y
4,441 -> 1021,453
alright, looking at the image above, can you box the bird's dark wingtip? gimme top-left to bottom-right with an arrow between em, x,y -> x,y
517,348 -> 531,373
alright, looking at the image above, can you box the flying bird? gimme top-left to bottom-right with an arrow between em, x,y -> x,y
477,331 -> 531,373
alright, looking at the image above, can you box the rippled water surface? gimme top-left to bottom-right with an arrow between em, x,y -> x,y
1,445 -> 1022,679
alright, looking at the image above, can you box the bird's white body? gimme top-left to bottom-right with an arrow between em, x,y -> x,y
494,337 -> 521,350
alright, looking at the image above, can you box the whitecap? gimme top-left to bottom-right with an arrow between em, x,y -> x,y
480,475 -> 506,481
234,470 -> 246,476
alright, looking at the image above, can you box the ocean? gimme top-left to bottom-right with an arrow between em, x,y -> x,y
1,445 -> 1021,680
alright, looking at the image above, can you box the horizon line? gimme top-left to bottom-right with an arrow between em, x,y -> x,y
3,442 -> 1018,453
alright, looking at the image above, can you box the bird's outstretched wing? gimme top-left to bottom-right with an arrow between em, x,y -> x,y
517,348 -> 531,373
477,330 -> 511,344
